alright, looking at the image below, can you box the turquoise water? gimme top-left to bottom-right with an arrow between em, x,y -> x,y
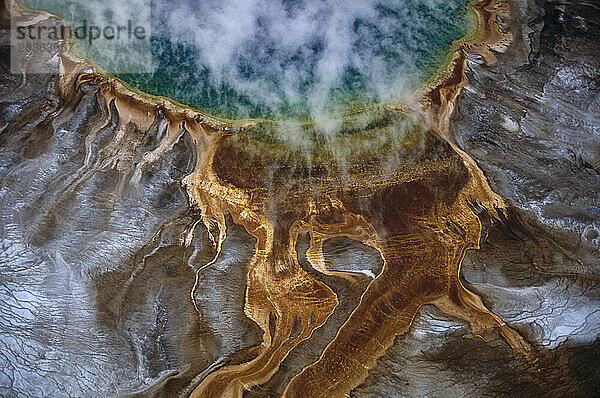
24,0 -> 473,121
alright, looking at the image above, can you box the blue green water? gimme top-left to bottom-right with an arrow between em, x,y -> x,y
24,0 -> 474,121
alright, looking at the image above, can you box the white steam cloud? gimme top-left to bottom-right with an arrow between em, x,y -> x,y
154,0 -> 469,119
24,0 -> 470,120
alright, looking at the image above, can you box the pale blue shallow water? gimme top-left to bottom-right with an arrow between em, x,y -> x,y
25,0 -> 473,120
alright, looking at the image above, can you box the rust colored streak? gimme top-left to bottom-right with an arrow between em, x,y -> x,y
32,0 -> 535,395
283,159 -> 531,398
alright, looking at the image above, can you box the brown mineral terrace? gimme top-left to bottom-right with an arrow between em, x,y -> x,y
8,0 -> 537,396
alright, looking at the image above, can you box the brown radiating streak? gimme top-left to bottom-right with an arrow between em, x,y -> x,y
11,0 -> 536,395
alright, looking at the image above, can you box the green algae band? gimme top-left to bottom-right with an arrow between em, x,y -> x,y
24,0 -> 473,121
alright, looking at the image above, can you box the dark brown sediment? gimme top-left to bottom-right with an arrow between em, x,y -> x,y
2,0 -> 545,396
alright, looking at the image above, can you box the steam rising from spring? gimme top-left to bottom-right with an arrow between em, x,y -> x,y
150,0 -> 472,120
23,0 -> 473,131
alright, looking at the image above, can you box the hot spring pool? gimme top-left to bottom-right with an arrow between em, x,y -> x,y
24,0 -> 474,121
